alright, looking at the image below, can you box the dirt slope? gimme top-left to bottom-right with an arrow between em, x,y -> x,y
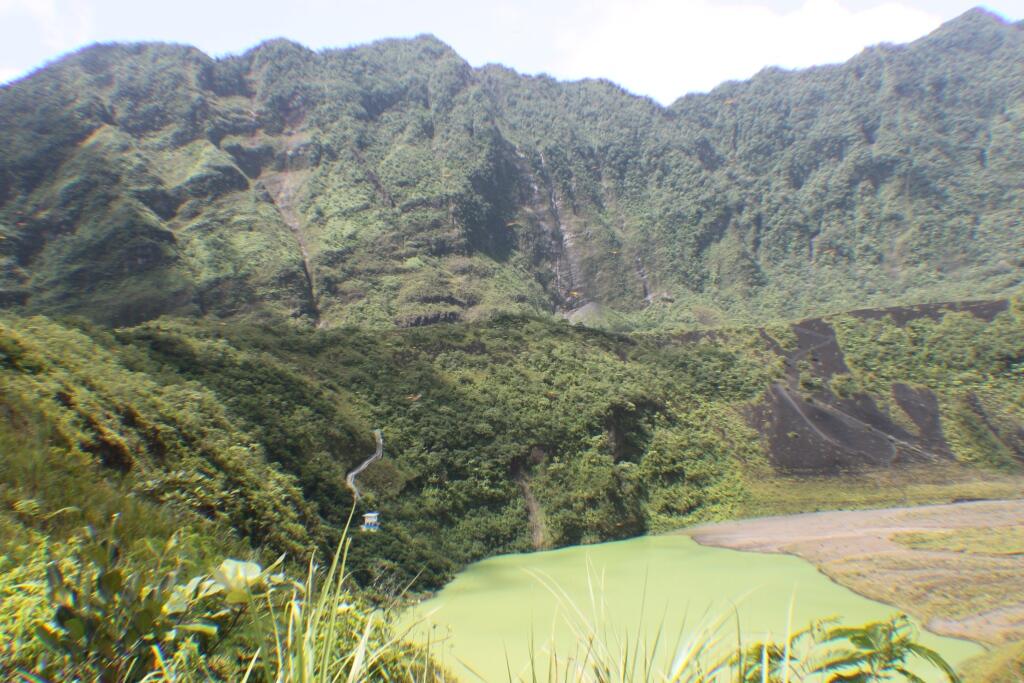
749,299 -> 1011,472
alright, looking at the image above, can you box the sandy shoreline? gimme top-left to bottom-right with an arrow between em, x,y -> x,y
687,499 -> 1024,645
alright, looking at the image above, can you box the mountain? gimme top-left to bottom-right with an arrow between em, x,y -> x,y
0,8 -> 1021,329
1,13 -> 1023,677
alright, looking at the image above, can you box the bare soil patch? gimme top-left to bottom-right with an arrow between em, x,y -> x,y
689,499 -> 1024,645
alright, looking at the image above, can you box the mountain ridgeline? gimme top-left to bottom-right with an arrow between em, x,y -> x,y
1,9 -> 1021,329
3,9 -> 1024,680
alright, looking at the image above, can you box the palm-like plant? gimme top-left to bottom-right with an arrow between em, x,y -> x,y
523,563 -> 961,683
809,615 -> 961,683
738,615 -> 961,683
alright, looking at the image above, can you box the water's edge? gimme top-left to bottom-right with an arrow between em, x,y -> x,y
404,534 -> 984,682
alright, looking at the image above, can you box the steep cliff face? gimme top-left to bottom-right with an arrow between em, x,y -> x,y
1,9 -> 1021,328
750,300 -> 1014,472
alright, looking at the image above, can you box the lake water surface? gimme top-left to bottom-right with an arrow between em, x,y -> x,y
406,535 -> 983,682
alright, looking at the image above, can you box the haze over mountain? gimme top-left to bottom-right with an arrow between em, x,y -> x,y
1,7 -> 1020,329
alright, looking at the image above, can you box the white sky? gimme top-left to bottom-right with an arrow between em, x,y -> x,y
0,0 -> 1021,103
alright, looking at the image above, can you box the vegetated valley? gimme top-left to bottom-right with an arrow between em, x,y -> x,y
0,7 -> 1022,682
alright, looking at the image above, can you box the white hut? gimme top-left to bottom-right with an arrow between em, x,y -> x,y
361,511 -> 380,532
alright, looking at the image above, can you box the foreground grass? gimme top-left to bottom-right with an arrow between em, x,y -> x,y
8,514 -> 967,682
0,402 -> 441,681
3,513 -> 447,681
504,565 -> 964,683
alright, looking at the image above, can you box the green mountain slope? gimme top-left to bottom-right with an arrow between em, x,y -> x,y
0,9 -> 1020,328
2,10 -> 1024,678
3,297 -> 1022,590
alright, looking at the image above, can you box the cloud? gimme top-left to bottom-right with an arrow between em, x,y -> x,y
554,0 -> 943,103
0,0 -> 94,51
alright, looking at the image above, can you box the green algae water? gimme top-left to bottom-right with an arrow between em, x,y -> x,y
405,535 -> 983,682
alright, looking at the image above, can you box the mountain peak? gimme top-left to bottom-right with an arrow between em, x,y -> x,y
350,33 -> 463,63
245,37 -> 316,59
921,5 -> 1019,55
952,6 -> 1013,24
932,5 -> 1017,35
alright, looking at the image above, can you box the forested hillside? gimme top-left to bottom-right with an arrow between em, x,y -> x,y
1,8 -> 1023,678
0,9 -> 1020,328
3,297 -> 1021,594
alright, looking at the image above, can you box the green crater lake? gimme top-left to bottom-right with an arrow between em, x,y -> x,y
406,535 -> 982,682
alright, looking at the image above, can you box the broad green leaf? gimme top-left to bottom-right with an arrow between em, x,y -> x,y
97,568 -> 123,601
34,624 -> 63,652
177,621 -> 219,638
212,558 -> 263,604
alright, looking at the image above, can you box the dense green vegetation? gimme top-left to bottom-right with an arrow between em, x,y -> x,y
1,9 -> 1021,329
2,350 -> 992,679
0,311 -> 775,592
0,423 -> 441,680
0,7 -> 1022,679
2,297 -> 1020,596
